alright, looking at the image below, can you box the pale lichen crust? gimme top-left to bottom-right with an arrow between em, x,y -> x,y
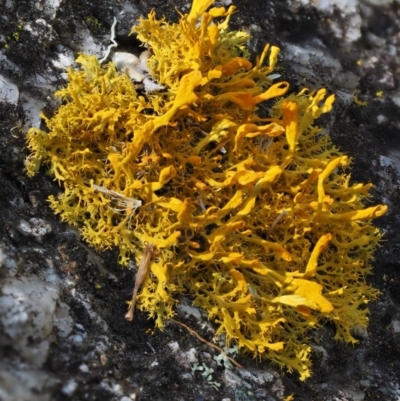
26,0 -> 387,380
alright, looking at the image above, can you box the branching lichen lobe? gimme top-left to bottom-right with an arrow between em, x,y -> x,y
26,0 -> 387,380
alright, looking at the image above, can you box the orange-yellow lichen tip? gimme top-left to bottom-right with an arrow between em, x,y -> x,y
187,0 -> 216,22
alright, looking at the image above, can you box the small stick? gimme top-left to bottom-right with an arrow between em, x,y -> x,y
198,195 -> 206,212
170,319 -> 243,369
266,210 -> 288,240
92,184 -> 142,209
125,242 -> 159,321
92,184 -> 142,228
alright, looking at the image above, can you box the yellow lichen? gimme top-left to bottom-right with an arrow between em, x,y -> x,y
26,0 -> 387,380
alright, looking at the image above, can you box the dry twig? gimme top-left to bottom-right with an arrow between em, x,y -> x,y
170,318 -> 243,369
125,242 -> 159,321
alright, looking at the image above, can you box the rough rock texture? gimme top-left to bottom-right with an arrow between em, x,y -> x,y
0,0 -> 400,400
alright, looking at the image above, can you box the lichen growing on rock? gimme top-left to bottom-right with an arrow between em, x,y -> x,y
26,0 -> 387,380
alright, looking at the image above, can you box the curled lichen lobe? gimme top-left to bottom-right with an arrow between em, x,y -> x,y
26,0 -> 387,380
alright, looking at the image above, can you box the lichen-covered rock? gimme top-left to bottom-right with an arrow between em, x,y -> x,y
25,0 -> 387,380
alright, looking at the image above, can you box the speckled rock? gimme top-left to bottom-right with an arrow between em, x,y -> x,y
1,1 -> 400,400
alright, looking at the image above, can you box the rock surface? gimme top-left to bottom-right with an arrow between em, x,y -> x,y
1,0 -> 400,400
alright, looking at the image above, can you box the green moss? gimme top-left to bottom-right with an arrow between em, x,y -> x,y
26,0 -> 387,380
85,16 -> 102,30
